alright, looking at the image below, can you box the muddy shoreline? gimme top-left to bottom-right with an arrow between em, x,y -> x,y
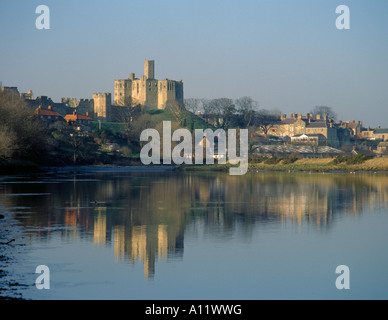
0,211 -> 28,300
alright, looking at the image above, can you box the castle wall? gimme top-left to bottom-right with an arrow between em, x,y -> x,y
146,79 -> 158,108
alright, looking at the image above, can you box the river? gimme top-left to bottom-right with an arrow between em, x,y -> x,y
1,168 -> 388,300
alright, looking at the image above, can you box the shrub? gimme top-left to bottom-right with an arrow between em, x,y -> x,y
282,156 -> 299,164
264,156 -> 282,164
332,154 -> 373,165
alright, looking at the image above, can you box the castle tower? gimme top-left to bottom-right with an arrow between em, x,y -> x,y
144,59 -> 155,79
93,92 -> 112,121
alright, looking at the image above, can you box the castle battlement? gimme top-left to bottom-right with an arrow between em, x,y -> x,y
93,92 -> 111,98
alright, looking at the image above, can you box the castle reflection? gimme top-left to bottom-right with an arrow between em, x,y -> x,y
1,171 -> 388,279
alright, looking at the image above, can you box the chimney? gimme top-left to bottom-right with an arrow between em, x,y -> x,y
48,105 -> 52,110
291,113 -> 294,119
298,113 -> 302,120
316,114 -> 321,120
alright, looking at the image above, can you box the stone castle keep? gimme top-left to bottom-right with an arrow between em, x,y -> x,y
114,59 -> 184,109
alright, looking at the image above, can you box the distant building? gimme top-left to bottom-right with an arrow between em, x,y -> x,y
92,93 -> 112,121
271,113 -> 340,147
291,134 -> 327,146
21,90 -> 34,100
338,120 -> 363,137
374,128 -> 388,141
0,86 -> 19,94
114,59 -> 184,109
34,105 -> 64,126
64,111 -> 93,132
252,144 -> 344,158
377,142 -> 388,155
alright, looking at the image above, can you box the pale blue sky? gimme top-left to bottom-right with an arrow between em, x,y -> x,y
1,0 -> 387,127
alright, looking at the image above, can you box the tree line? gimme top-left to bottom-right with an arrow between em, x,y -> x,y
184,97 -> 338,133
0,90 -> 48,162
184,97 -> 282,134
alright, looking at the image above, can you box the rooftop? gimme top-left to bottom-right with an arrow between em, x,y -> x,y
34,106 -> 61,117
64,113 -> 93,121
374,128 -> 388,134
252,144 -> 344,155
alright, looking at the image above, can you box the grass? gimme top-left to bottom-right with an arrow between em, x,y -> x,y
180,157 -> 388,173
248,157 -> 388,172
92,121 -> 125,135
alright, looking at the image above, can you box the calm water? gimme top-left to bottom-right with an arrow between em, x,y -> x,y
1,168 -> 388,300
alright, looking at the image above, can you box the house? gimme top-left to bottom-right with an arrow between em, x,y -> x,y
291,134 -> 326,146
271,113 -> 340,147
34,105 -> 64,126
359,128 -> 375,140
64,111 -> 93,132
374,128 -> 388,141
377,142 -> 388,155
338,120 -> 363,137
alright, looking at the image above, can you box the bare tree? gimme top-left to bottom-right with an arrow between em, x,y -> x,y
0,126 -> 16,160
235,96 -> 259,127
203,98 -> 234,128
254,110 -> 281,136
311,105 -> 337,121
184,98 -> 202,115
0,90 -> 49,161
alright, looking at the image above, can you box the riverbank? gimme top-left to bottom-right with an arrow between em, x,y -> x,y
0,211 -> 26,300
180,158 -> 388,173
2,158 -> 388,176
249,158 -> 388,172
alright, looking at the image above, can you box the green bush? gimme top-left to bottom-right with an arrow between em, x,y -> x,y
332,154 -> 373,165
264,156 -> 282,164
282,156 -> 299,165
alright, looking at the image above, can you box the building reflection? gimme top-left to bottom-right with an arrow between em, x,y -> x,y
1,171 -> 388,279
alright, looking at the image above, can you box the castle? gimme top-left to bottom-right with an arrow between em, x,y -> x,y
2,59 -> 182,123
114,59 -> 184,109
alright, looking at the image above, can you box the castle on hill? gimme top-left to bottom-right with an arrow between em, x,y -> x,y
3,59 -> 183,122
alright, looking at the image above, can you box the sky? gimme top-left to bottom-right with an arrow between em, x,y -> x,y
1,0 -> 388,127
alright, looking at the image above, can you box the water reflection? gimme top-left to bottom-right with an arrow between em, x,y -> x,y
1,171 -> 388,279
